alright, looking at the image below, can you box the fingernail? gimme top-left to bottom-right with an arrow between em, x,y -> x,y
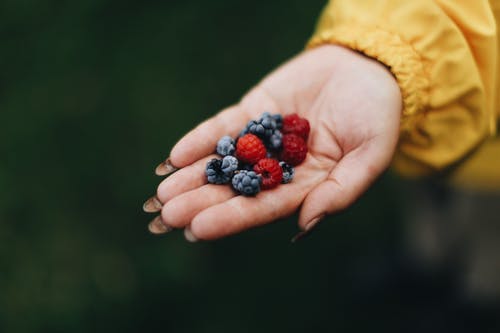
155,158 -> 178,176
142,196 -> 163,213
291,215 -> 324,243
148,215 -> 173,235
305,215 -> 324,231
184,226 -> 199,243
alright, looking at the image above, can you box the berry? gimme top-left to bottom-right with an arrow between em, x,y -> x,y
203,112 -> 308,194
272,113 -> 283,129
206,156 -> 238,184
221,155 -> 239,173
235,134 -> 267,165
232,170 -> 262,196
282,114 -> 310,140
266,129 -> 282,151
241,113 -> 277,139
280,133 -> 308,166
216,135 -> 235,156
253,158 -> 283,190
279,161 -> 294,184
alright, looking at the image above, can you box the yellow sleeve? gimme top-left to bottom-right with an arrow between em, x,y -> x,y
308,0 -> 498,177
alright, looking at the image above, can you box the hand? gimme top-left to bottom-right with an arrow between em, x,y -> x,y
144,45 -> 402,241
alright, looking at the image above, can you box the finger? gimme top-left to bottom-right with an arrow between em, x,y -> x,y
169,105 -> 249,168
143,195 -> 163,213
168,85 -> 282,168
161,184 -> 236,229
184,226 -> 199,243
156,154 -> 217,203
298,139 -> 393,231
148,215 -> 173,235
155,158 -> 178,176
189,165 -> 319,240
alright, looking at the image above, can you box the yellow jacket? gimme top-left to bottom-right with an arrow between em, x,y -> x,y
308,0 -> 499,190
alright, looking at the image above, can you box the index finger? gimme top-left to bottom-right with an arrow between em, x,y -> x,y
168,105 -> 249,168
165,85 -> 282,168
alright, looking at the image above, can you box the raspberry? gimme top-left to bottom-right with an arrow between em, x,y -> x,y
253,158 -> 283,190
232,170 -> 262,196
279,161 -> 294,184
206,156 -> 238,184
235,134 -> 267,165
216,135 -> 235,156
282,114 -> 310,140
280,133 -> 308,166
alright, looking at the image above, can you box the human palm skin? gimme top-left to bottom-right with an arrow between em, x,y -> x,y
144,45 -> 402,241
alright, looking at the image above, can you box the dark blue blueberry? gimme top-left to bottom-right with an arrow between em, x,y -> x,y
272,113 -> 283,129
206,158 -> 234,184
221,156 -> 238,174
249,120 -> 271,137
267,129 -> 282,151
216,135 -> 235,156
279,161 -> 294,184
231,170 -> 262,196
240,113 -> 277,140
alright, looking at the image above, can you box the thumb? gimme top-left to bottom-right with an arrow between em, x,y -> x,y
297,138 -> 394,231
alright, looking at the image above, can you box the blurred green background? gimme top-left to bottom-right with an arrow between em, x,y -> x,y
1,1 -> 499,332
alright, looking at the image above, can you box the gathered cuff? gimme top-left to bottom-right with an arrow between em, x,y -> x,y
307,24 -> 431,135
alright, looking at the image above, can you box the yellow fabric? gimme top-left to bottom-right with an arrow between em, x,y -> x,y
308,0 -> 500,190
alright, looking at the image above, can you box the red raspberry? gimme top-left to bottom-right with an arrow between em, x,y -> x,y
253,158 -> 283,190
282,114 -> 310,140
280,134 -> 308,166
236,134 -> 267,164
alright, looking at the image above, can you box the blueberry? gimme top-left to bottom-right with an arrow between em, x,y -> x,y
241,113 -> 277,139
221,156 -> 238,174
279,161 -> 294,184
239,112 -> 283,149
232,170 -> 262,196
206,157 -> 236,184
267,129 -> 282,151
272,113 -> 282,129
216,135 -> 235,156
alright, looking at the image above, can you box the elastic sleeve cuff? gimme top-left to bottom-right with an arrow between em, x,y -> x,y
307,24 -> 430,136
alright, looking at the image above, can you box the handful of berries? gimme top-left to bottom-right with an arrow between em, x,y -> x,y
206,112 -> 310,196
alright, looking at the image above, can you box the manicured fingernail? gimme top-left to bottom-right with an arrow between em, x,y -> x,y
184,226 -> 198,243
291,215 -> 324,243
155,158 -> 178,176
148,215 -> 173,235
142,196 -> 163,213
305,215 -> 324,231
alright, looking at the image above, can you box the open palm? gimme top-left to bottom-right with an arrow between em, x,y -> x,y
145,45 -> 402,240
